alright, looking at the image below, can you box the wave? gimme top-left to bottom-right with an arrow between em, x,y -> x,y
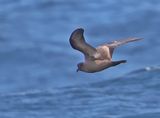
0,66 -> 160,118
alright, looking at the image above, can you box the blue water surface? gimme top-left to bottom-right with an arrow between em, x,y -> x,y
0,0 -> 160,117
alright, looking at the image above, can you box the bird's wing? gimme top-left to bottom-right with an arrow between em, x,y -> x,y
98,37 -> 142,58
100,37 -> 143,48
69,28 -> 100,60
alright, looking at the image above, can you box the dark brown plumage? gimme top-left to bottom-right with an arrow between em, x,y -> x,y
69,28 -> 142,73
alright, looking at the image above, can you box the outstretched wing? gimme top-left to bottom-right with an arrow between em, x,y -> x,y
101,37 -> 143,48
69,28 -> 99,60
99,37 -> 143,58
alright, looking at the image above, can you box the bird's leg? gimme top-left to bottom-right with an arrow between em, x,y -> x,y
111,60 -> 127,66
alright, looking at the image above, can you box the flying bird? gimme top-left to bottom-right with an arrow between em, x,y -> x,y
69,28 -> 142,73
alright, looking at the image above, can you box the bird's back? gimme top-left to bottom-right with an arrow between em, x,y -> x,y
96,46 -> 112,61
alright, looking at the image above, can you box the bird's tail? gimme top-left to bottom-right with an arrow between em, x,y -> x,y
109,38 -> 143,47
111,60 -> 127,67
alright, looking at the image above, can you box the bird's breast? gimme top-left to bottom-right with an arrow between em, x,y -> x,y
84,60 -> 111,72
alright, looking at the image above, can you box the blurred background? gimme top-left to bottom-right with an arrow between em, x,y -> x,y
0,0 -> 160,117
0,0 -> 159,93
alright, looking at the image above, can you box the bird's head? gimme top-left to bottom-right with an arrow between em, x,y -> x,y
76,62 -> 84,72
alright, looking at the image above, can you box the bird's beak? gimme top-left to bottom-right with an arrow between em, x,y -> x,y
76,68 -> 79,72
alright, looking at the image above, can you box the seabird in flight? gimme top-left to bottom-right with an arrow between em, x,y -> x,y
69,28 -> 142,73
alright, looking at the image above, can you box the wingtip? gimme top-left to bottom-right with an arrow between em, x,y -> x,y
138,37 -> 144,40
134,37 -> 144,40
75,28 -> 84,33
69,27 -> 85,50
127,37 -> 144,42
70,28 -> 84,37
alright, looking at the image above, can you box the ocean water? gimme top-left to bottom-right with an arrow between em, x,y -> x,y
0,67 -> 160,118
0,0 -> 160,117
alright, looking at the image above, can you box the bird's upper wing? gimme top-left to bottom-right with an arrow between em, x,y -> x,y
69,28 -> 100,60
97,37 -> 143,58
100,37 -> 143,47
